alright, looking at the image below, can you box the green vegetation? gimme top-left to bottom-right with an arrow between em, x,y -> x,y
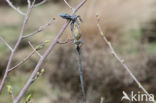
0,71 -> 49,102
147,41 -> 156,54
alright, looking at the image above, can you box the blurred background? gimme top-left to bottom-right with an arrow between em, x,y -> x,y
0,0 -> 156,103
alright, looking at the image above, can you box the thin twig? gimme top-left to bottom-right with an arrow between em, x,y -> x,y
8,50 -> 36,72
32,0 -> 36,7
33,0 -> 47,8
10,88 -> 15,101
100,97 -> 104,103
64,0 -> 73,10
96,16 -> 156,103
27,0 -> 31,8
5,0 -> 25,15
23,18 -> 54,39
0,36 -> 13,51
28,41 -> 42,57
9,41 -> 46,72
0,3 -> 33,94
57,38 -> 74,44
13,0 -> 87,103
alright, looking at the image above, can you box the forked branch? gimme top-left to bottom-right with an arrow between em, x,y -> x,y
8,41 -> 47,72
6,0 -> 25,15
28,41 -> 42,57
23,18 -> 54,39
33,0 -> 47,8
0,3 -> 33,94
0,0 -> 54,94
64,0 -> 73,10
0,36 -> 13,51
13,0 -> 87,103
8,50 -> 35,72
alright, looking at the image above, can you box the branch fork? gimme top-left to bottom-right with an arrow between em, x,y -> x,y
0,0 -> 50,95
0,0 -> 87,103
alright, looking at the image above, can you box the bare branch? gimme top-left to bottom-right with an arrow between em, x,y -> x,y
9,41 -> 47,72
14,0 -> 87,103
8,50 -> 35,72
100,97 -> 104,103
64,0 -> 73,10
57,38 -> 74,44
32,0 -> 36,6
28,41 -> 42,57
96,15 -> 156,103
33,0 -> 47,8
5,0 -> 25,15
23,18 -> 54,39
0,4 -> 33,94
27,0 -> 31,8
0,36 -> 13,51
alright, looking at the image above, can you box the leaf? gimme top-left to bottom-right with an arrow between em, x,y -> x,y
41,68 -> 45,73
7,85 -> 12,94
26,94 -> 32,103
44,40 -> 50,43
